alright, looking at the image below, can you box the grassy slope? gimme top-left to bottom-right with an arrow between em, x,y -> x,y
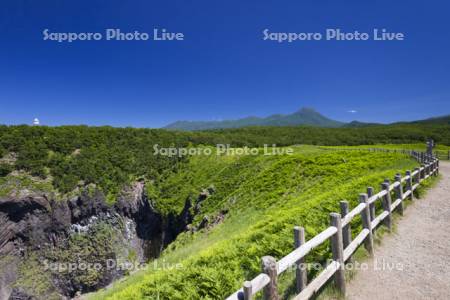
323,143 -> 450,150
322,143 -> 450,157
322,143 -> 450,161
88,147 -> 417,300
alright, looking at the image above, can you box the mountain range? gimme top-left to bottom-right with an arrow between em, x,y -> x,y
164,107 -> 450,131
164,108 -> 344,130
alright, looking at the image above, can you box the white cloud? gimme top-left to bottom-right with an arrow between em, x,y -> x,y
347,110 -> 357,113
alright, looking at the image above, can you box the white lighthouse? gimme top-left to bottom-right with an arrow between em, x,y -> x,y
33,118 -> 40,126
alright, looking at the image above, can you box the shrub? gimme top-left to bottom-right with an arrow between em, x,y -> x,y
0,163 -> 13,177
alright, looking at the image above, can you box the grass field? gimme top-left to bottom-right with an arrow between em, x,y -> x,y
86,145 -> 420,300
322,143 -> 450,160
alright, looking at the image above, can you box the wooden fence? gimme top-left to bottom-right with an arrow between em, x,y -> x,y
226,151 -> 439,300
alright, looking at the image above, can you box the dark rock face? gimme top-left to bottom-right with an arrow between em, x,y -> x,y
0,196 -> 49,222
49,200 -> 71,234
114,181 -> 194,258
115,182 -> 164,258
0,192 -> 125,298
68,190 -> 109,224
164,198 -> 194,245
0,182 -> 200,299
0,196 -> 52,256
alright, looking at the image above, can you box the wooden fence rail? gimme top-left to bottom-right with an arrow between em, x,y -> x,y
226,151 -> 439,300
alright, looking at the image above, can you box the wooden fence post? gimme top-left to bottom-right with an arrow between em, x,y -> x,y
340,201 -> 352,262
415,167 -> 421,184
330,213 -> 346,295
435,159 -> 438,174
437,158 -> 440,174
243,281 -> 253,300
437,158 -> 440,175
367,187 -> 375,221
394,174 -> 404,216
421,164 -> 425,179
293,226 -> 307,293
359,194 -> 374,256
381,182 -> 392,232
405,170 -> 413,200
262,256 -> 279,300
431,159 -> 434,173
434,159 -> 438,176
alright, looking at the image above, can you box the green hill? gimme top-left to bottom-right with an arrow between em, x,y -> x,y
88,148 -> 418,300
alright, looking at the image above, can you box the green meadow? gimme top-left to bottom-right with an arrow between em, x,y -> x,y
88,147 -> 418,300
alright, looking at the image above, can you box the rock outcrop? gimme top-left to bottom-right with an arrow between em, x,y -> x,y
0,182 -> 198,299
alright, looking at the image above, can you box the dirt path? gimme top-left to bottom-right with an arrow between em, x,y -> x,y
345,161 -> 450,300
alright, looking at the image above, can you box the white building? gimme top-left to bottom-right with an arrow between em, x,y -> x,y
33,118 -> 40,126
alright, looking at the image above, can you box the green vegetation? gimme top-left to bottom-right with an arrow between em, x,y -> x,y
323,143 -> 450,151
322,143 -> 450,160
0,123 -> 443,299
0,172 -> 55,197
47,220 -> 132,291
0,163 -> 13,177
88,149 -> 418,300
14,253 -> 61,300
0,125 -> 187,199
0,123 -> 448,201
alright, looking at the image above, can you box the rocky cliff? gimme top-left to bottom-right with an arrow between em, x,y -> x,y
0,182 -> 196,300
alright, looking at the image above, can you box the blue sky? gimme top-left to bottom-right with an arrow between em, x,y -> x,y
0,0 -> 449,127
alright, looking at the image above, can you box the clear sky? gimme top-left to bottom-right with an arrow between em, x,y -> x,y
0,0 -> 449,127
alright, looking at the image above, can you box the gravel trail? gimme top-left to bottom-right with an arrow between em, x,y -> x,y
345,161 -> 450,300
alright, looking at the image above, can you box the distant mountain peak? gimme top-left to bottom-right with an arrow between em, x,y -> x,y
164,107 -> 345,131
296,107 -> 317,113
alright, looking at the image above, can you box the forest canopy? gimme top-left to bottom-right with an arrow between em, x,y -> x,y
0,123 -> 448,197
